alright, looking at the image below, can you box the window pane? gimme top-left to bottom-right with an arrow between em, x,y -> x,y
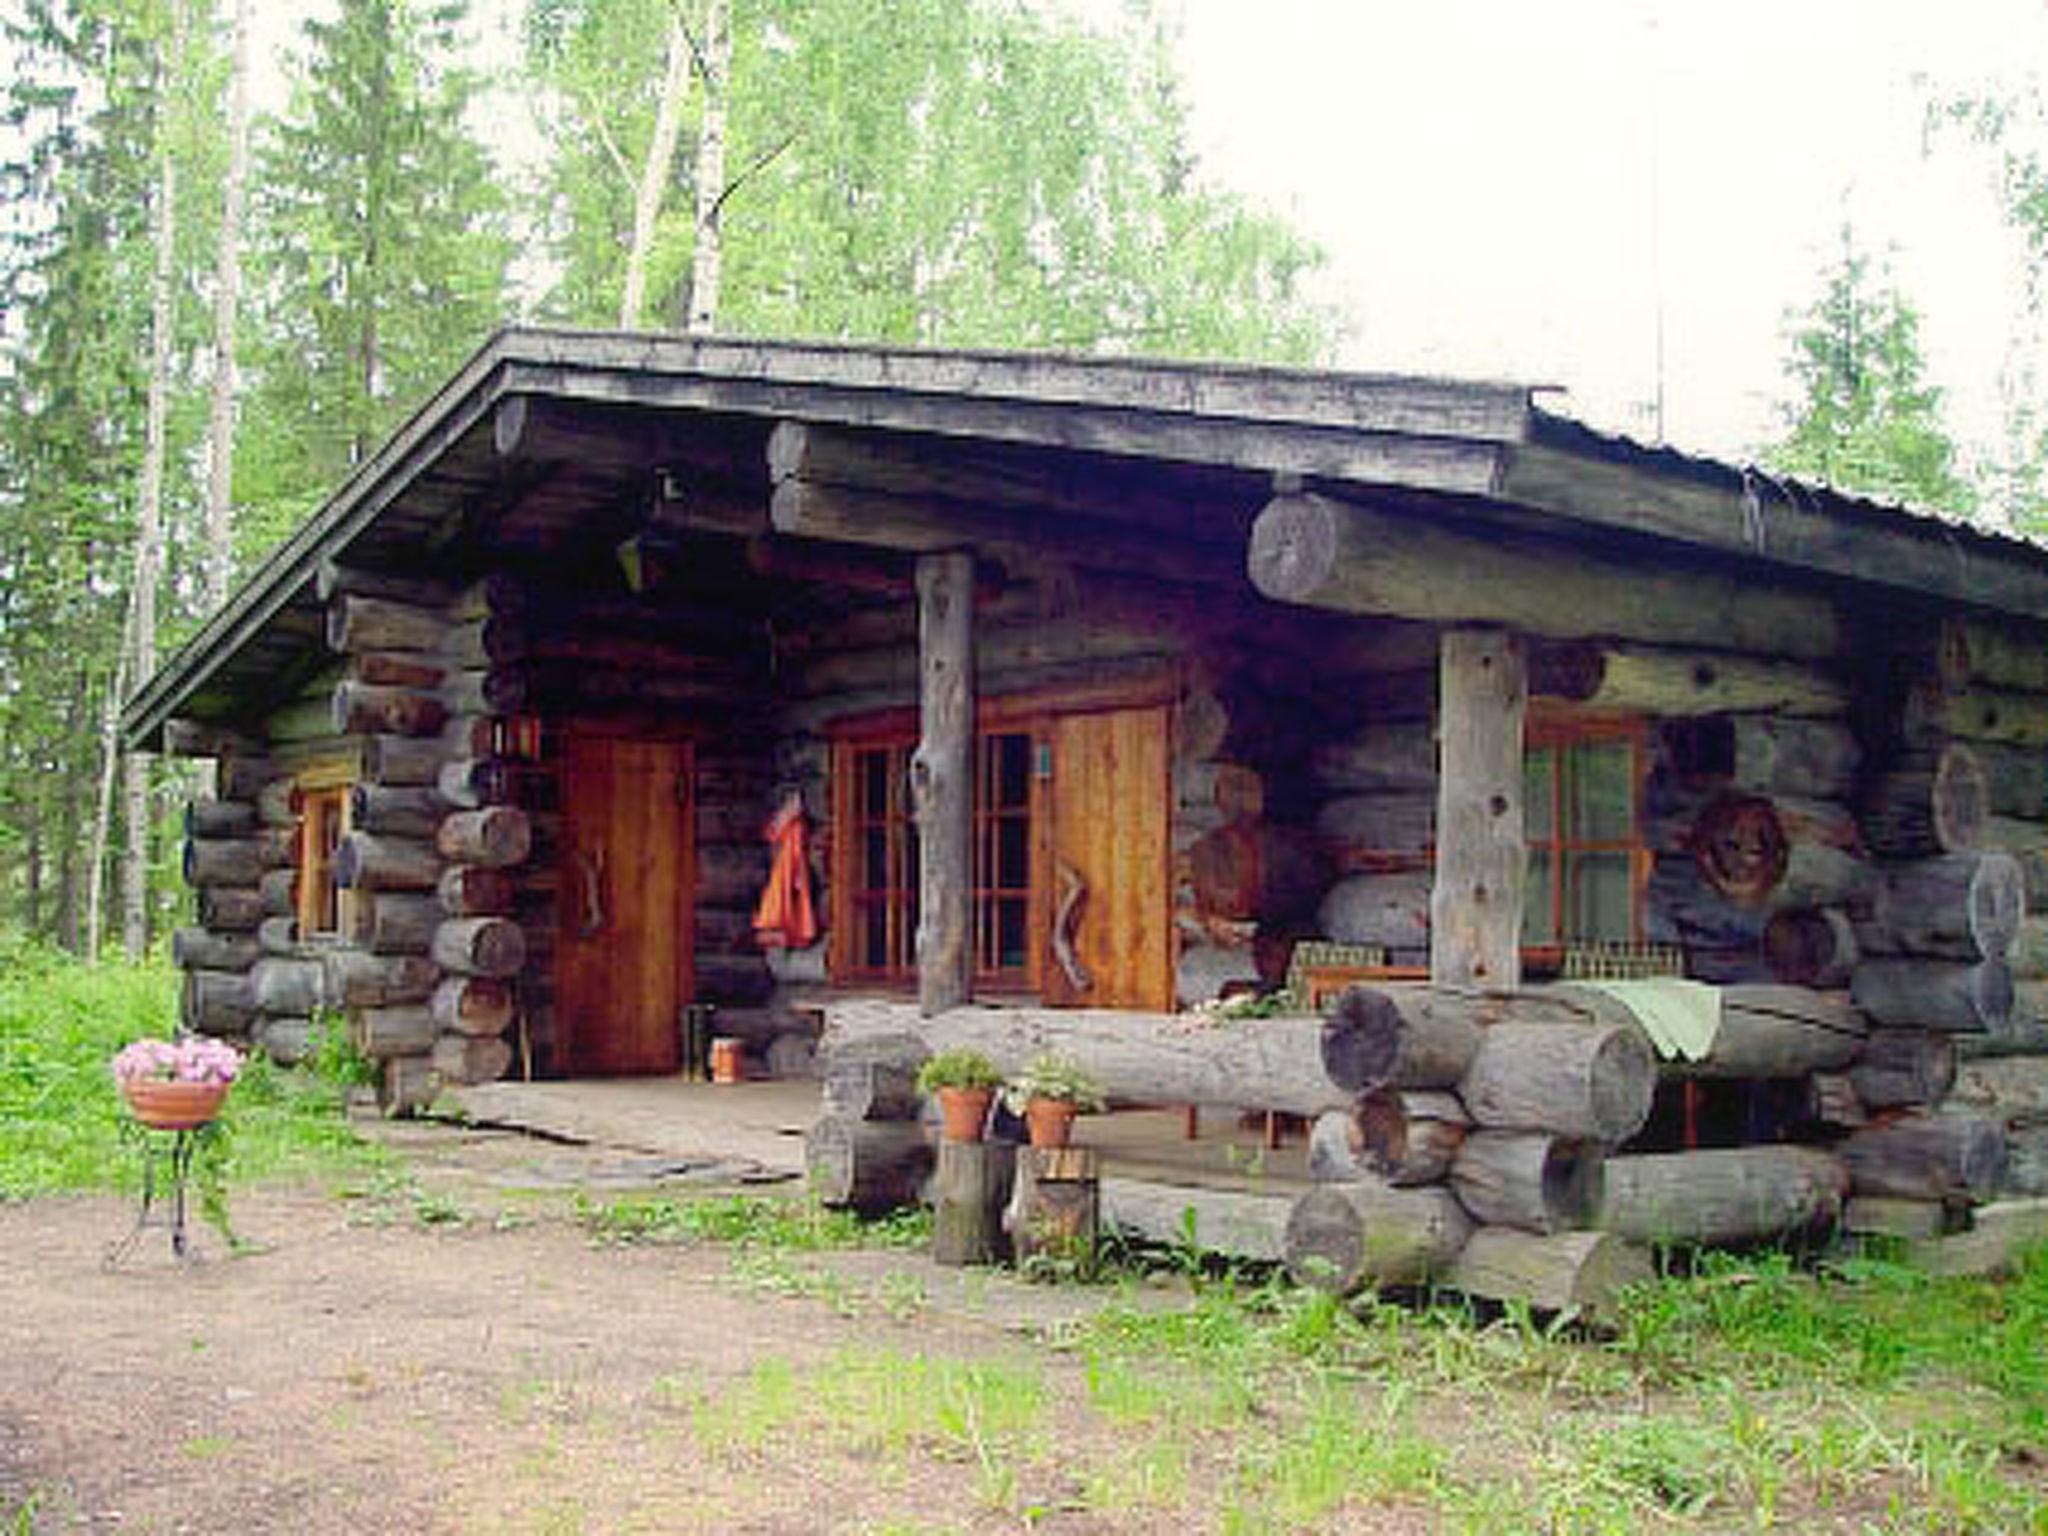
1569,852 -> 1634,942
1571,741 -> 1633,842
860,751 -> 890,818
995,733 -> 1031,808
1524,751 -> 1555,840
997,816 -> 1030,889
862,829 -> 889,893
1523,849 -> 1556,945
995,897 -> 1028,971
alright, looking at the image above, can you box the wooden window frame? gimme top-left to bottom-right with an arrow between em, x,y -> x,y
1522,710 -> 1651,969
294,759 -> 355,941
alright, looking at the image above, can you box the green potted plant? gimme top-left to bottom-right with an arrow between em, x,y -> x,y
915,1048 -> 1004,1142
1003,1052 -> 1106,1149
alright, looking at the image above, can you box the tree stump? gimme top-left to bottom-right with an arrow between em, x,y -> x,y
932,1139 -> 1014,1267
1006,1146 -> 1100,1276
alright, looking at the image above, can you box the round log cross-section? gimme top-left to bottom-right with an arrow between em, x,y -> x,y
1450,1131 -> 1605,1234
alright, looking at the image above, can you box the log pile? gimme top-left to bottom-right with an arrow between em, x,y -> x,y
806,1030 -> 935,1210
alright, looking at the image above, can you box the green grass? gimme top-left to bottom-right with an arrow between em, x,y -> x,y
574,1190 -> 931,1251
0,938 -> 388,1206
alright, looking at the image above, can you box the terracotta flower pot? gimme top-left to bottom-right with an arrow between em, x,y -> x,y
1025,1097 -> 1079,1149
937,1086 -> 994,1143
122,1079 -> 229,1131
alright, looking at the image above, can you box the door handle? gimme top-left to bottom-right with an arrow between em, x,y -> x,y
578,848 -> 606,938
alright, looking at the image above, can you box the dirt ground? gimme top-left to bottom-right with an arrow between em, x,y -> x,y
0,1116 -> 1270,1536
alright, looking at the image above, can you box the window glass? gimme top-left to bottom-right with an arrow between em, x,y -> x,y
1522,728 -> 1642,951
1569,851 -> 1634,942
1572,740 -> 1634,842
1523,752 -> 1555,840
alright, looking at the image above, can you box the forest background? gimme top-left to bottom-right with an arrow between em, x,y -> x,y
3,0 -> 2046,962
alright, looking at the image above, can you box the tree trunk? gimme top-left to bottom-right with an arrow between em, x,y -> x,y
1840,1115 -> 2007,1201
1458,1021 -> 1656,1143
202,0 -> 248,613
914,552 -> 974,1014
1596,1146 -> 1849,1246
86,612 -> 132,960
1447,1228 -> 1652,1326
682,0 -> 729,334
1450,1131 -> 1603,1234
931,1138 -> 1014,1267
619,11 -> 692,327
1006,1146 -> 1100,1272
1851,958 -> 2013,1032
1282,1179 -> 1473,1293
1097,1178 -> 1295,1263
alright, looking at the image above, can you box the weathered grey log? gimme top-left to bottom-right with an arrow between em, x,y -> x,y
264,695 -> 341,745
1862,853 -> 2024,961
171,927 -> 259,972
351,1005 -> 439,1058
931,1139 -> 1015,1267
431,1032 -> 512,1086
348,783 -> 448,839
259,867 -> 298,916
184,799 -> 256,838
361,733 -> 447,787
1315,793 -> 1435,853
1283,1179 -> 1474,1293
1446,1228 -> 1652,1325
805,1114 -> 932,1212
1595,1146 -> 1849,1246
438,757 -> 516,809
1805,1072 -> 1870,1130
327,592 -> 450,654
1762,907 -> 1859,989
256,776 -> 298,828
1850,1030 -> 1958,1109
162,719 -> 259,758
255,1015 -> 315,1066
1187,823 -> 1332,926
344,891 -> 439,955
1970,742 -> 2048,819
1851,958 -> 2013,1032
432,916 -> 527,978
430,976 -> 516,1037
332,681 -> 448,738
1458,1021 -> 1656,1143
183,837 -> 268,889
2010,916 -> 2048,978
1860,743 -> 1988,859
1006,1146 -> 1099,1273
1840,1115 -> 2007,1202
182,968 -> 258,1034
436,806 -> 531,868
824,998 -> 1350,1114
319,559 -> 457,607
1309,719 -> 1438,794
1722,715 -> 1860,798
1317,872 -> 1431,952
1247,491 -> 1840,658
197,887 -> 264,932
216,756 -> 273,801
1322,984 -> 1519,1092
251,956 -> 325,1016
913,551 -> 974,1015
820,1031 -> 929,1121
334,831 -> 441,892
1434,629 -> 1526,990
1097,1177 -> 1294,1263
256,916 -> 302,955
1450,1132 -> 1604,1234
1982,827 -> 2048,915
1174,943 -> 1261,1008
1842,1196 -> 1955,1240
321,950 -> 437,1008
438,863 -> 518,916
1914,684 -> 2048,749
1551,645 -> 1845,718
1350,1088 -> 1471,1186
1608,984 -> 1869,1081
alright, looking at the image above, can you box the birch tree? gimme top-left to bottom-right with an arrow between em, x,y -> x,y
202,0 -> 248,610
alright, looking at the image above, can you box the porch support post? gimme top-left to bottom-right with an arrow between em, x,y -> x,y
914,550 -> 976,1014
1432,628 -> 1527,990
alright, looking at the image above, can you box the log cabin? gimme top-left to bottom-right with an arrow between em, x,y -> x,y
126,328 -> 2048,1294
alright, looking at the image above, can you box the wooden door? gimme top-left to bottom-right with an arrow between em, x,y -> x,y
555,732 -> 694,1075
1042,704 -> 1172,1010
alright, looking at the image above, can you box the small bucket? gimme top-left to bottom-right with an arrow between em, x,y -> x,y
709,1037 -> 744,1085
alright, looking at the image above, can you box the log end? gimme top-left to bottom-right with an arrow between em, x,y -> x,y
1247,494 -> 1340,604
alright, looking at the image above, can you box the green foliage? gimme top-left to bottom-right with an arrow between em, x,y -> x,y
576,1189 -> 930,1249
1002,1050 -> 1105,1110
914,1047 -> 1003,1094
0,940 -> 386,1203
1768,224 -> 1977,517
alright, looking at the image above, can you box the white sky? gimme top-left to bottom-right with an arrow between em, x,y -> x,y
1168,0 -> 2048,469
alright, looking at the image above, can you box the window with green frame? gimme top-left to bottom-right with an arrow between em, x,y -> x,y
1523,724 -> 1647,952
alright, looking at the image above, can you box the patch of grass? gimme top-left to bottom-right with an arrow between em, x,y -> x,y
0,941 -> 387,1204
576,1190 -> 930,1251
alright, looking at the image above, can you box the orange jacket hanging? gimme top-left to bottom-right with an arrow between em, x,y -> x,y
752,793 -> 819,950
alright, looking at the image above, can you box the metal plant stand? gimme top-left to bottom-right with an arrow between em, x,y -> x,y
104,1121 -> 215,1267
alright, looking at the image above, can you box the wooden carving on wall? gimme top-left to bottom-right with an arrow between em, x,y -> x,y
1691,794 -> 1788,904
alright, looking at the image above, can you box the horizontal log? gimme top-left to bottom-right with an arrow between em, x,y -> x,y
1723,716 -> 1860,798
348,783 -> 449,839
1446,1227 -> 1652,1326
332,681 -> 448,739
256,915 -> 302,955
1247,491 -> 1840,658
1547,644 -> 1846,718
183,837 -> 269,889
431,1032 -> 513,1086
1859,744 -> 1988,859
328,593 -> 450,654
1317,872 -> 1431,952
350,1005 -> 439,1059
1569,983 -> 1869,1081
1851,958 -> 2013,1033
1450,1132 -> 1604,1234
263,694 -> 339,746
255,1015 -> 314,1066
196,887 -> 264,932
436,807 -> 530,868
334,832 -> 441,892
431,976 -> 516,1038
181,968 -> 257,1034
1970,743 -> 2047,819
1315,793 -> 1434,854
259,867 -> 299,916
1097,1177 -> 1295,1264
1861,853 -> 2024,962
804,1114 -> 932,1212
1308,720 -> 1438,794
171,927 -> 259,972
437,864 -> 518,917
2010,916 -> 2048,979
822,998 -> 1350,1115
1283,1179 -> 1473,1292
162,719 -> 259,758
1840,1114 -> 2007,1201
1912,684 -> 2048,749
256,776 -> 298,828
349,651 -> 444,690
1850,1030 -> 1958,1109
215,757 -> 273,801
251,956 -> 325,1016
317,559 -> 458,609
343,891 -> 439,955
432,916 -> 527,979
1595,1146 -> 1849,1246
1458,1021 -> 1656,1143
184,799 -> 256,838
1345,1088 -> 1470,1186
321,950 -> 437,1009
1981,820 -> 2048,913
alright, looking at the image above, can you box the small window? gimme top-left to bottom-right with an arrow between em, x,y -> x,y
1523,721 -> 1647,955
295,767 -> 353,939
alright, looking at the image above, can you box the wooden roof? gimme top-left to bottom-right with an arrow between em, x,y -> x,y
122,326 -> 2048,750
